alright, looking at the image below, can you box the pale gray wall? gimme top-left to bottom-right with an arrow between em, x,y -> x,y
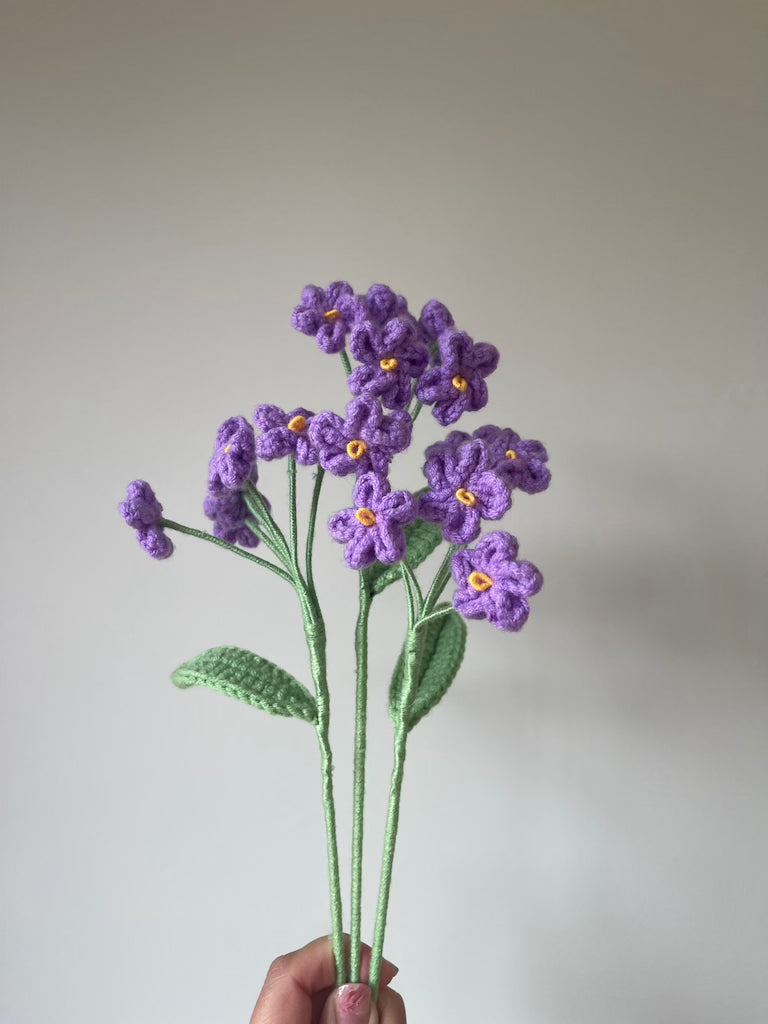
1,2 -> 766,1022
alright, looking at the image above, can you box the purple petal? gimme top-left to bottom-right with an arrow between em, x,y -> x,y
354,471 -> 390,510
378,489 -> 416,524
442,501 -> 480,544
471,342 -> 500,378
419,299 -> 454,341
486,590 -> 530,631
475,531 -> 520,567
254,404 -> 288,431
469,471 -> 512,520
453,586 -> 487,619
328,508 -> 359,543
373,522 -> 407,564
344,529 -> 378,569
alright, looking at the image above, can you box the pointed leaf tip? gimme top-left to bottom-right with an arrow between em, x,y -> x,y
171,646 -> 317,723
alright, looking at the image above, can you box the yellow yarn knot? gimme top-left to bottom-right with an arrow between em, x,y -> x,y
505,449 -> 518,460
224,443 -> 232,454
355,507 -> 377,527
346,439 -> 368,460
323,309 -> 341,322
455,488 -> 476,507
452,374 -> 469,392
468,571 -> 493,592
287,415 -> 307,432
379,357 -> 399,372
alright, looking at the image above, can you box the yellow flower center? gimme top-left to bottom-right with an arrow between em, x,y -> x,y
380,357 -> 399,372
455,488 -> 476,507
355,507 -> 377,527
287,415 -> 307,432
452,374 -> 469,392
468,571 -> 493,592
505,449 -> 518,460
323,308 -> 341,322
224,443 -> 232,454
346,439 -> 368,460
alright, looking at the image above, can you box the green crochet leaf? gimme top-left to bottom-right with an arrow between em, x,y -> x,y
366,517 -> 443,596
171,646 -> 317,724
389,605 -> 467,730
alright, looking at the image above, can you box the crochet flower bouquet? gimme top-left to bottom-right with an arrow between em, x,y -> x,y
119,282 -> 550,997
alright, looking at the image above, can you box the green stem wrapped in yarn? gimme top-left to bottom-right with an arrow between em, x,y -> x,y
349,572 -> 372,982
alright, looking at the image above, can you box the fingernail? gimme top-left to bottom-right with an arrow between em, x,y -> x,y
334,983 -> 373,1024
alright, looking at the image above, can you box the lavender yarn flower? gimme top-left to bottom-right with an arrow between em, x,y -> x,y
348,316 -> 429,410
254,405 -> 319,466
471,425 -> 551,494
328,472 -> 416,569
452,532 -> 542,631
416,330 -> 499,426
208,416 -> 257,496
119,480 -> 173,559
418,439 -> 511,544
203,490 -> 260,548
309,395 -> 412,477
291,281 -> 359,354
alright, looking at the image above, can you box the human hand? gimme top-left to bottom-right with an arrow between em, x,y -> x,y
249,935 -> 405,1024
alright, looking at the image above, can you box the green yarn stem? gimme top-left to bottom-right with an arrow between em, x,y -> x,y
410,399 -> 424,422
305,467 -> 325,602
340,350 -> 352,376
369,563 -> 419,1001
287,456 -> 301,578
243,482 -> 292,566
349,571 -> 371,982
285,461 -> 345,987
159,519 -> 293,584
423,544 -> 457,615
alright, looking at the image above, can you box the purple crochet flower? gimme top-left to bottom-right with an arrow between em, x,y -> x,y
291,281 -> 359,354
348,316 -> 429,410
254,405 -> 319,466
416,330 -> 499,426
418,299 -> 454,344
418,439 -> 512,544
208,416 -> 257,496
328,472 -> 416,569
452,532 -> 542,631
309,396 -> 412,477
119,480 -> 173,559
203,490 -> 260,548
471,425 -> 551,494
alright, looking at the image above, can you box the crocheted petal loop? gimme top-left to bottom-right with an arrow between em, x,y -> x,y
476,531 -> 520,566
354,471 -> 389,510
453,586 -> 487,620
495,559 -> 544,597
254,404 -> 287,431
328,508 -> 359,543
443,501 -> 480,544
487,590 -> 530,631
419,299 -> 454,341
378,489 -> 415,523
345,529 -> 378,569
470,471 -> 512,519
349,321 -> 382,364
373,522 -> 407,564
471,342 -> 500,378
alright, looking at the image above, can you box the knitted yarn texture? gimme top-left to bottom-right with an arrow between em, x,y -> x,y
118,280 -> 551,997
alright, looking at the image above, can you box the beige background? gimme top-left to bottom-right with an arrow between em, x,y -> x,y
1,2 -> 766,1022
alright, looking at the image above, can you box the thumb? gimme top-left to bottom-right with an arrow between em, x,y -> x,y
320,984 -> 378,1024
